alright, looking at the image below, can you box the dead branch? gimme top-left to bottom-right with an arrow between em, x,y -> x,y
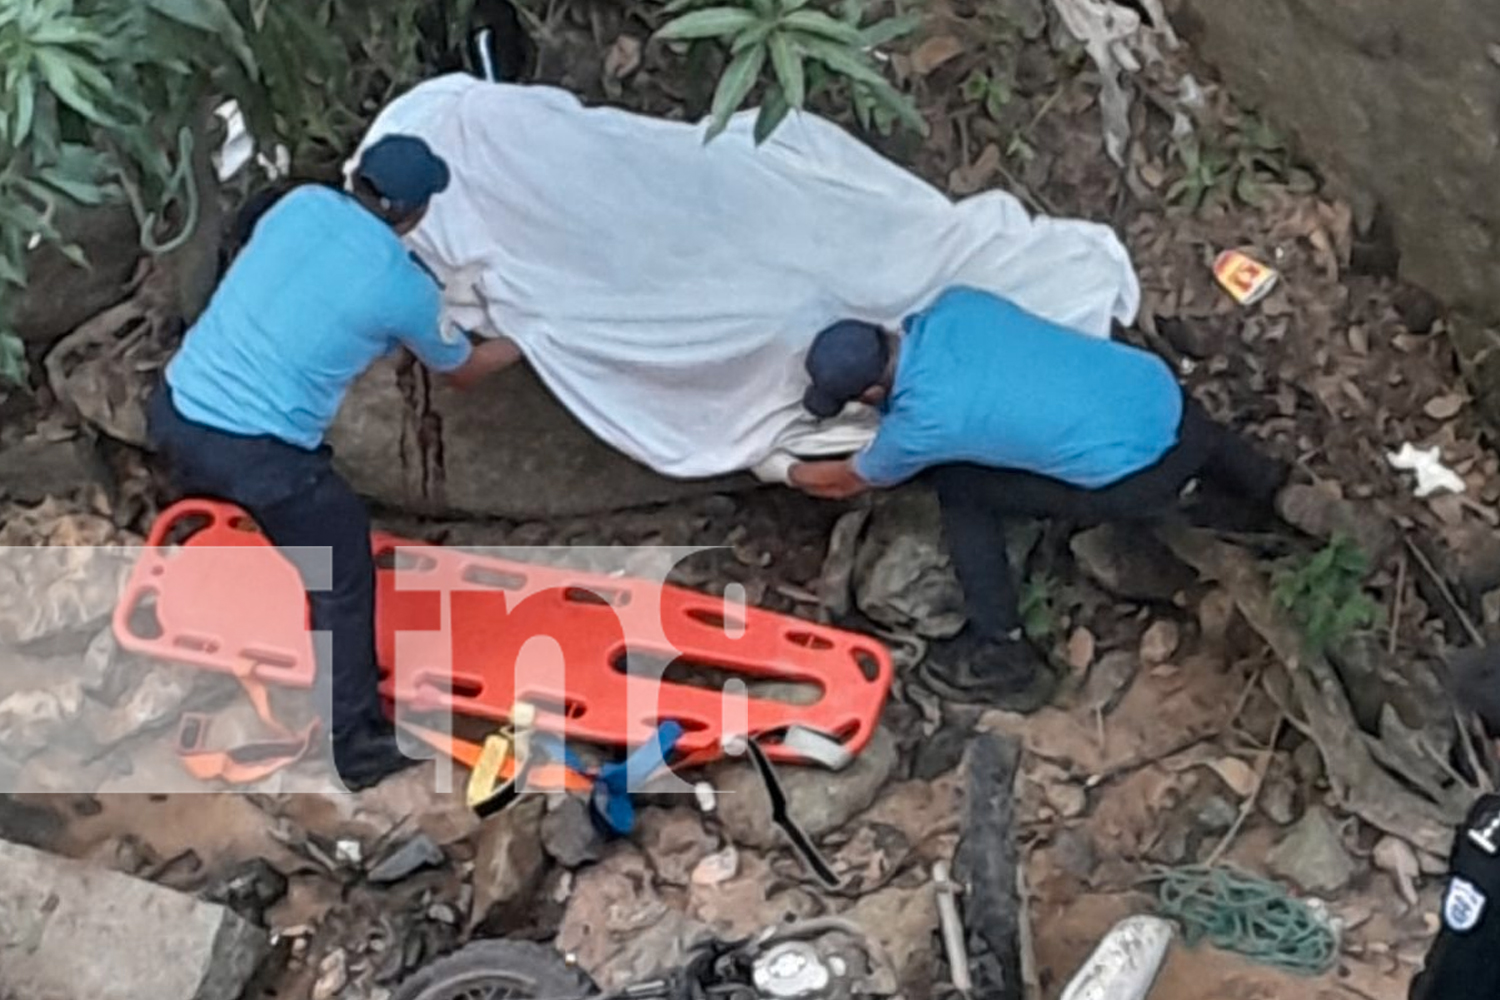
1156,525 -> 1470,857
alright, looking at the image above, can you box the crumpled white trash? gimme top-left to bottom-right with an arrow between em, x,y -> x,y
1387,443 -> 1466,498
1060,915 -> 1175,1000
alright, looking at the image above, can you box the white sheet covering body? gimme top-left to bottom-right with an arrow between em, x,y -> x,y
355,75 -> 1141,480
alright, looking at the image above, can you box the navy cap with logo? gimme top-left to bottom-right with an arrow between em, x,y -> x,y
357,135 -> 452,212
802,319 -> 890,419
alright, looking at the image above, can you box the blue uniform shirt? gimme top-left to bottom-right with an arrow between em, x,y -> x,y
166,186 -> 471,449
853,288 -> 1183,489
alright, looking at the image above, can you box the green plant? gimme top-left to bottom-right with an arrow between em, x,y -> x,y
1272,534 -> 1380,654
1018,571 -> 1062,647
652,0 -> 924,142
0,332 -> 25,385
1166,113 -> 1311,213
0,0 -> 447,385
961,70 -> 1011,122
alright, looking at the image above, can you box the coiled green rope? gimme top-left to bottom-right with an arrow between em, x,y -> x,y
1145,865 -> 1340,975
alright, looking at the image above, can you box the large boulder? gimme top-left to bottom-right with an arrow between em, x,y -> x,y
0,837 -> 269,1000
328,356 -> 752,518
1164,0 -> 1500,317
9,205 -> 142,346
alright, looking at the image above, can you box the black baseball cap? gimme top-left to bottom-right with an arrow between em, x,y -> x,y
802,319 -> 890,419
357,135 -> 451,212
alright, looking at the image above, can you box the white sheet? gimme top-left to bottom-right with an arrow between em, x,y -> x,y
354,75 -> 1140,480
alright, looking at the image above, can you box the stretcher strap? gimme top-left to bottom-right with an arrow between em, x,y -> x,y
176,665 -> 320,785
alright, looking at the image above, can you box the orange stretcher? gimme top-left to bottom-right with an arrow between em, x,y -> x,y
115,499 -> 893,776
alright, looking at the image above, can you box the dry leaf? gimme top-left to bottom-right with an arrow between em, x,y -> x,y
1066,627 -> 1096,672
1205,756 -> 1257,798
1372,836 -> 1420,906
911,35 -> 964,76
1139,620 -> 1180,666
604,35 -> 643,80
948,143 -> 1001,196
1424,394 -> 1465,420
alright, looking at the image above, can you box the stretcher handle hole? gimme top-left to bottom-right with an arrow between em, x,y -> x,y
853,649 -> 881,682
758,720 -> 859,745
374,547 -> 439,572
226,515 -> 260,534
174,634 -> 221,655
612,650 -> 825,704
123,589 -> 165,640
638,716 -> 710,734
421,672 -> 486,699
785,630 -> 834,651
686,607 -> 746,633
242,648 -> 298,672
161,512 -> 214,548
518,693 -> 586,719
461,565 -> 529,590
564,585 -> 630,607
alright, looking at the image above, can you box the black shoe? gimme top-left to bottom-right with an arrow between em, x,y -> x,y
332,726 -> 424,792
920,632 -> 1058,712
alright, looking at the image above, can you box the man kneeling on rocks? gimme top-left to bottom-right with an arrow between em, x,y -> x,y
786,287 -> 1288,705
150,135 -> 518,790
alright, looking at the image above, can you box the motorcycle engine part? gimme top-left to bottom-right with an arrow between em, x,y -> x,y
392,939 -> 595,1000
752,941 -> 833,998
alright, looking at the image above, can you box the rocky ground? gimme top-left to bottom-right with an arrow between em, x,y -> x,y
1,1 -> 1497,998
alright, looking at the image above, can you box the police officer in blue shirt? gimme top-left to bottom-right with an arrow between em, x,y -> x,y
149,135 -> 518,790
788,287 -> 1287,705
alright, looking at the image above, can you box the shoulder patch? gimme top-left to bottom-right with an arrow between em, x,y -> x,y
1444,877 -> 1487,933
1466,799 -> 1500,855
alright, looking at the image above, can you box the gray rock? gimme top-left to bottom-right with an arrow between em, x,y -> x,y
327,358 -> 752,519
0,435 -> 108,502
541,795 -> 605,868
842,883 -> 940,994
0,837 -> 268,1000
1291,740 -> 1326,787
10,204 -> 142,345
853,491 -> 965,638
636,807 -> 715,886
202,858 -> 288,924
819,508 -> 872,619
1172,0 -> 1500,329
1070,525 -> 1195,602
367,834 -> 445,884
1267,806 -> 1357,895
0,682 -> 84,759
556,847 -> 712,991
81,662 -> 201,750
1195,794 -> 1239,834
0,545 -> 133,647
714,726 -> 898,850
1260,774 -> 1300,826
469,798 -> 548,934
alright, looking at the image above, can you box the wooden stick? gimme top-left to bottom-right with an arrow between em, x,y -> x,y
1205,716 -> 1285,867
1388,552 -> 1407,655
1402,534 -> 1485,645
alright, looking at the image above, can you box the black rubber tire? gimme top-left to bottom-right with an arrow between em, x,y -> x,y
954,733 -> 1025,1000
392,939 -> 597,1000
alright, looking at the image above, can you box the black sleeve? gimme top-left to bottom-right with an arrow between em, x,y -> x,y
1409,794 -> 1500,1000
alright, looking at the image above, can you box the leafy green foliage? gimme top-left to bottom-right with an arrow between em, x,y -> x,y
961,70 -> 1011,122
654,0 -> 923,143
1166,113 -> 1315,213
0,332 -> 27,386
1018,571 -> 1062,647
1272,534 -> 1381,655
0,0 -> 449,385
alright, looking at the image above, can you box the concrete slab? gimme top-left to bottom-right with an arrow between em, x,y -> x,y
0,838 -> 268,1000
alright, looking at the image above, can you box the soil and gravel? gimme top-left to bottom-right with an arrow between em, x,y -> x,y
2,1 -> 1497,998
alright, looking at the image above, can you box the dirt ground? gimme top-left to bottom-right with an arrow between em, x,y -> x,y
2,0 -> 1496,997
